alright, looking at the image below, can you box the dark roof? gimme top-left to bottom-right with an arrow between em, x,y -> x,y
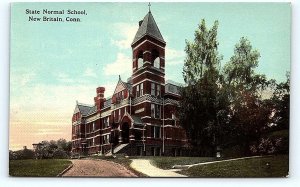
103,98 -> 112,109
87,106 -> 97,115
77,103 -> 94,116
132,11 -> 165,46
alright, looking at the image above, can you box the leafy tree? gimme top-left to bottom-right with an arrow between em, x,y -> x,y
222,37 -> 272,155
271,72 -> 290,130
179,19 -> 224,156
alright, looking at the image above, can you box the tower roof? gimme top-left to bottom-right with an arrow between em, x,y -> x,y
131,11 -> 165,46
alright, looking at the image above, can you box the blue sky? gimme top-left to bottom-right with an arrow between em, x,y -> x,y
10,2 -> 290,150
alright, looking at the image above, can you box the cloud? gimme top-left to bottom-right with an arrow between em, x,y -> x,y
165,47 -> 185,65
57,73 -> 74,83
111,23 -> 138,49
103,53 -> 131,77
84,67 -> 97,78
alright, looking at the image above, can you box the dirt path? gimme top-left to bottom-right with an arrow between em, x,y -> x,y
63,159 -> 137,177
130,159 -> 186,177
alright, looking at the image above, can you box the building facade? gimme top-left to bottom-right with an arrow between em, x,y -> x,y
71,10 -> 188,156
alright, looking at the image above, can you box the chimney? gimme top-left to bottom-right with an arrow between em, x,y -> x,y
139,20 -> 143,27
94,87 -> 105,112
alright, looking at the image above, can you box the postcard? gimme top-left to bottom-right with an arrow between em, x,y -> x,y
9,2 -> 290,177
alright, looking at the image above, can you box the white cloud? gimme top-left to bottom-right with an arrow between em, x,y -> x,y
165,47 -> 185,66
111,23 -> 138,49
57,73 -> 74,83
84,67 -> 97,78
103,53 -> 131,77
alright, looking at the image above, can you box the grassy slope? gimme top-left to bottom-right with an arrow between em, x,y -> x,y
179,155 -> 289,177
9,159 -> 72,177
150,157 -> 220,170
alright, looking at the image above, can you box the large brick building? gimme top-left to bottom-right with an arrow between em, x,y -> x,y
71,9 -> 188,156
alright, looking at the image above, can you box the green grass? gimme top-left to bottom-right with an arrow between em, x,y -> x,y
149,157 -> 221,169
9,159 -> 72,177
179,155 -> 289,177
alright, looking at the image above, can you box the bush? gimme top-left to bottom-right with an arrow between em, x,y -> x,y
52,149 -> 69,159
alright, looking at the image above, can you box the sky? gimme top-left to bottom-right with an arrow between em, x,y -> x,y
10,2 -> 290,150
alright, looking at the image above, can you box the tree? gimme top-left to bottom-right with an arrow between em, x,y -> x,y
179,19 -> 224,156
222,37 -> 272,155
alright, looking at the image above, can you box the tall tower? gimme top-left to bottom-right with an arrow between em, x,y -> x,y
131,9 -> 166,102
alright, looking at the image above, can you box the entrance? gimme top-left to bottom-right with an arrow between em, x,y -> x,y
121,122 -> 130,143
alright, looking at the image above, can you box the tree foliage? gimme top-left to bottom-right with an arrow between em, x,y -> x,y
179,20 -> 290,157
179,19 -> 224,156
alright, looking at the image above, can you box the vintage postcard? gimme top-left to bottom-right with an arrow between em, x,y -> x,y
9,2 -> 290,177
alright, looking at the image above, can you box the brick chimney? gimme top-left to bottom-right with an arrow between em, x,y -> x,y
94,87 -> 105,112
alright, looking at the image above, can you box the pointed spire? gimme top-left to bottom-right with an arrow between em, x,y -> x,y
118,75 -> 121,81
148,2 -> 151,12
131,9 -> 165,46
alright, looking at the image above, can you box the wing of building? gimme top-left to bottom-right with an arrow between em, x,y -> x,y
71,9 -> 189,156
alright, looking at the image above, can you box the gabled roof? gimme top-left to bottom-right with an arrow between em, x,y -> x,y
113,75 -> 130,95
131,11 -> 165,46
75,102 -> 94,116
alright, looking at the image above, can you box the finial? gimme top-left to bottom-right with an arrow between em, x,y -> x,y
76,100 -> 78,104
119,75 -> 121,81
148,2 -> 151,12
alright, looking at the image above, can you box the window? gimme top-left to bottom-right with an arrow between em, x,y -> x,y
155,105 -> 161,119
92,138 -> 95,146
151,126 -> 161,138
103,117 -> 109,128
152,49 -> 160,69
92,122 -> 95,131
136,85 -> 140,97
119,109 -> 121,118
137,51 -> 143,69
154,57 -> 160,68
156,84 -> 161,97
151,83 -> 155,96
151,104 -> 155,118
103,134 -> 110,144
172,113 -> 176,126
151,104 -> 161,119
138,58 -> 143,69
140,83 -> 143,96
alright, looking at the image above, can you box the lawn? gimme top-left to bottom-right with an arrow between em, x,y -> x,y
179,155 -> 289,177
9,159 -> 72,177
149,156 -> 221,169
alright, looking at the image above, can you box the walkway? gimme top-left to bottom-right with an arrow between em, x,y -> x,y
173,155 -> 263,169
63,159 -> 137,177
130,159 -> 187,177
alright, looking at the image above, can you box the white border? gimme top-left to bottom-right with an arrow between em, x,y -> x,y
1,0 -> 299,187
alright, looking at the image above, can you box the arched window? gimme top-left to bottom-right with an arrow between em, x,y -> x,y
152,50 -> 160,69
137,51 -> 143,69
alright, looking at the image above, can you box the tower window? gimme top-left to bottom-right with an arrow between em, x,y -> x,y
151,83 -> 155,96
154,57 -> 160,68
152,49 -> 160,68
137,51 -> 143,69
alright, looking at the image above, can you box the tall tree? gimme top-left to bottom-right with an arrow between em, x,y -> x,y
223,37 -> 272,155
179,19 -> 224,156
